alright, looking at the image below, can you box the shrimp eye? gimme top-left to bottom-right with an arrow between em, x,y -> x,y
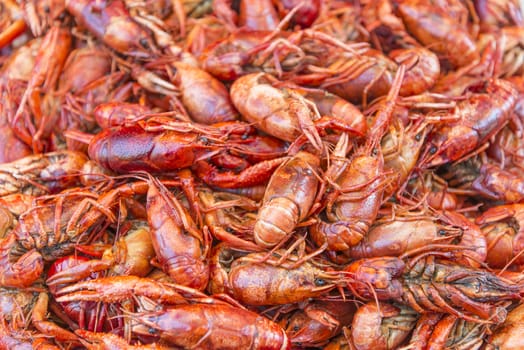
415,132 -> 422,141
140,38 -> 149,48
314,278 -> 327,286
293,325 -> 300,332
199,136 -> 209,144
438,229 -> 447,236
429,146 -> 437,154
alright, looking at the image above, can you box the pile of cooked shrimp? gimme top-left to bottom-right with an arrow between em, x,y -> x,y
0,0 -> 523,349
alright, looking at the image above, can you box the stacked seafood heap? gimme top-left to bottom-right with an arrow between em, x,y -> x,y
1,0 -> 524,349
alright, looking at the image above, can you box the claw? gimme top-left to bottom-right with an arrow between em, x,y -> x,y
0,235 -> 44,288
32,293 -> 78,342
194,157 -> 288,189
55,276 -> 187,305
476,205 -> 518,225
46,260 -> 113,286
76,329 -> 169,349
289,91 -> 323,151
